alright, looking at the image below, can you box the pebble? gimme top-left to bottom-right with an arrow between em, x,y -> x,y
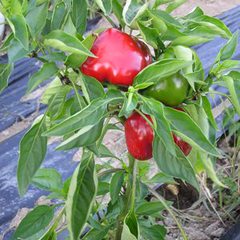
211,228 -> 225,238
205,221 -> 220,235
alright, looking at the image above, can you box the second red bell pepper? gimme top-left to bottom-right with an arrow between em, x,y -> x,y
125,111 -> 192,160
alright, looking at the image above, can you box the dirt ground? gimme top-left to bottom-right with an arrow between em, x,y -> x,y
173,0 -> 240,16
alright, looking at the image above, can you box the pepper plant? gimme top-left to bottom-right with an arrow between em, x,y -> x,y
0,0 -> 240,239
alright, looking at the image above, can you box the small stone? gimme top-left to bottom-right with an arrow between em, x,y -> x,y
205,221 -> 220,236
211,228 -> 225,238
36,196 -> 52,206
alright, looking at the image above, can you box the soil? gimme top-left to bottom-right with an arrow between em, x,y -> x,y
172,0 -> 240,16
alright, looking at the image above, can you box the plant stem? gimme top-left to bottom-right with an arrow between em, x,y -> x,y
130,156 -> 137,211
115,154 -> 137,240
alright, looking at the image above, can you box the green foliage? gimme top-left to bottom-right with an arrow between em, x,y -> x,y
17,115 -> 48,196
32,168 -> 63,192
66,151 -> 98,240
27,62 -> 58,93
0,63 -> 12,93
11,205 -> 55,240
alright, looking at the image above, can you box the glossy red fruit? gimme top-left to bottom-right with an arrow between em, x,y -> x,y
81,28 -> 152,86
173,134 -> 192,156
125,110 -> 192,160
125,112 -> 153,160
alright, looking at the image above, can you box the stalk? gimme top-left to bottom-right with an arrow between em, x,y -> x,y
115,154 -> 137,240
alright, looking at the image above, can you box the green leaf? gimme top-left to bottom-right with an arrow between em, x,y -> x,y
149,9 -> 182,27
172,45 -> 199,90
1,0 -> 23,16
122,211 -> 139,239
112,0 -> 125,27
183,105 -> 223,187
8,14 -> 29,50
0,33 -> 14,53
93,144 -> 120,159
184,50 -> 204,91
0,63 -> 12,94
56,120 -> 104,150
119,92 -> 138,117
12,205 -> 54,240
146,172 -> 175,184
8,38 -> 29,64
96,0 -> 112,15
44,94 -> 123,137
184,6 -> 203,19
32,168 -> 63,192
189,15 -> 232,39
162,24 -> 185,41
212,60 -> 240,75
166,0 -> 187,13
44,30 -> 95,57
41,230 -> 57,240
215,31 -> 239,62
17,116 -> 47,196
133,59 -> 193,86
71,0 -> 87,34
51,1 -> 67,30
110,171 -> 124,204
26,2 -> 48,37
133,82 -> 154,90
173,45 -> 193,74
189,149 -> 225,187
137,21 -> 162,49
39,51 -> 67,62
66,151 -> 97,240
65,34 -> 97,68
123,0 -> 148,27
41,77 -> 71,104
140,224 -> 166,240
27,63 -> 58,93
44,98 -> 105,136
228,71 -> 240,102
164,107 -> 220,157
153,136 -> 199,190
141,97 -> 176,156
171,35 -> 211,46
63,15 -> 77,35
97,181 -> 110,195
201,96 -> 218,130
80,73 -> 105,103
147,10 -> 167,34
223,75 -> 240,116
82,225 -> 110,240
136,201 -> 165,215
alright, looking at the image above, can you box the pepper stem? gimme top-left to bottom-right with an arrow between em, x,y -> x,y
115,154 -> 137,240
